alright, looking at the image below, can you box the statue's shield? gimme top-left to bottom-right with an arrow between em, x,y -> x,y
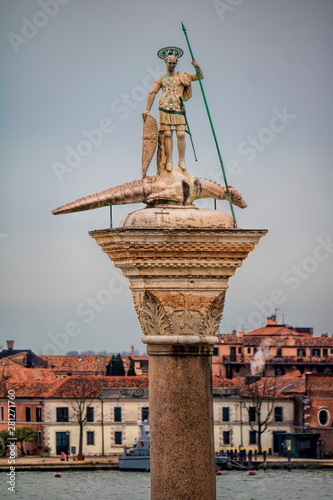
142,113 -> 158,178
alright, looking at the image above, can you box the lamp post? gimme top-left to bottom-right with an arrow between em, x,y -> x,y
66,431 -> 69,461
240,400 -> 244,448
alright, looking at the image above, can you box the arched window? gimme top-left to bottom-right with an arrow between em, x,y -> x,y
318,408 -> 330,426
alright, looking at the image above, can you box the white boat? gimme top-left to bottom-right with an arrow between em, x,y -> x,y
118,421 -> 150,471
118,421 -> 227,471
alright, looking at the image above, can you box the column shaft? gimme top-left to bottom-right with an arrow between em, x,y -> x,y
148,345 -> 216,500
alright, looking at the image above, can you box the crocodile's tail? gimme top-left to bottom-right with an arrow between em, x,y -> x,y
52,179 -> 146,215
197,178 -> 247,208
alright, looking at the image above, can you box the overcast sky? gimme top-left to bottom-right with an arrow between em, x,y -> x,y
1,0 -> 332,355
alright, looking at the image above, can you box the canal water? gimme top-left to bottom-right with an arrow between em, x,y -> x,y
1,469 -> 333,499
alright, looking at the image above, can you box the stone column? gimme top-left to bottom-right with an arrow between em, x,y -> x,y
90,206 -> 266,500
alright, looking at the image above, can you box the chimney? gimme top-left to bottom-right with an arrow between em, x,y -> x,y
267,316 -> 277,326
6,340 -> 14,350
245,375 -> 261,385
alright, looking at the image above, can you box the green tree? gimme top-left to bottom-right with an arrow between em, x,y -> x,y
127,357 -> 136,376
0,436 -> 5,457
106,354 -> 125,376
15,426 -> 38,455
0,430 -> 10,456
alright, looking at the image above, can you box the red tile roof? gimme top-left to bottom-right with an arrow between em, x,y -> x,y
39,355 -> 113,373
294,337 -> 333,346
216,334 -> 241,344
0,357 -> 57,383
46,376 -> 149,398
212,377 -> 239,389
1,372 -> 149,399
244,326 -> 310,337
239,371 -> 305,398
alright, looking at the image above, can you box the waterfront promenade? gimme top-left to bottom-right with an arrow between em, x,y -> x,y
1,455 -> 333,471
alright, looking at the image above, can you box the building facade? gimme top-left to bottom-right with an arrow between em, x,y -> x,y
213,317 -> 333,378
1,329 -> 333,458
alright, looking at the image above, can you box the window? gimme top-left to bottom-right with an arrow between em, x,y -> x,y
213,347 -> 219,356
297,348 -> 306,357
26,407 -> 31,422
274,407 -> 283,422
331,349 -> 333,355
114,407 -> 122,422
247,348 -> 251,354
230,347 -> 236,361
312,348 -> 320,357
36,407 -> 42,422
56,407 -> 69,422
249,431 -> 257,445
323,349 -> 328,357
0,406 -> 4,421
249,407 -> 256,422
86,407 -> 94,422
115,431 -> 122,445
223,431 -> 230,445
37,431 -> 42,446
238,347 -> 242,354
222,407 -> 230,422
318,408 -> 330,426
142,407 -> 149,422
87,431 -> 95,445
277,348 -> 282,356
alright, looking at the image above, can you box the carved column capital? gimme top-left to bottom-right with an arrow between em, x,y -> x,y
90,225 -> 267,347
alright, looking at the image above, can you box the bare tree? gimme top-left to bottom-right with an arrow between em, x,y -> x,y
70,380 -> 99,458
242,377 -> 277,454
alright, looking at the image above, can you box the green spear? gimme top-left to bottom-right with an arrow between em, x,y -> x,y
181,22 -> 237,227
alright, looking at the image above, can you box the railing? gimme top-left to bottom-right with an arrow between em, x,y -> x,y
222,355 -> 333,364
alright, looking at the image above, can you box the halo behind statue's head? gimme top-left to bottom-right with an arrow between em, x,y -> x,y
157,46 -> 184,61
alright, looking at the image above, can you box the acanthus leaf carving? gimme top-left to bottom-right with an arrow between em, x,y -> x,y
139,291 -> 173,336
200,292 -> 226,336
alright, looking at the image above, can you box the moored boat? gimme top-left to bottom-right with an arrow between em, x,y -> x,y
118,421 -> 150,471
118,421 -> 227,471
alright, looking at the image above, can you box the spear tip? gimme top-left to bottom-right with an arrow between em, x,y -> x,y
181,21 -> 186,32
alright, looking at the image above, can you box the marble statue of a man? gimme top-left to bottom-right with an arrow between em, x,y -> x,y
143,55 -> 203,172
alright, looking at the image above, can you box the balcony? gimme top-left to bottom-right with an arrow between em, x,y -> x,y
222,355 -> 333,365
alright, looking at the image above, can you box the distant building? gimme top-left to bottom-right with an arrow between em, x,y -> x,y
213,317 -> 333,378
304,373 -> 333,457
1,326 -> 333,458
0,340 -> 47,368
0,357 -> 301,457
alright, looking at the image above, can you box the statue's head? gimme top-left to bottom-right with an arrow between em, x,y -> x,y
157,46 -> 183,67
164,55 -> 178,72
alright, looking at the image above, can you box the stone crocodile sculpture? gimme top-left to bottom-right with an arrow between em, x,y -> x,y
52,168 -> 247,215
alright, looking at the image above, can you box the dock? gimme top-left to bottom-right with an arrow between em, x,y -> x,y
0,455 -> 333,472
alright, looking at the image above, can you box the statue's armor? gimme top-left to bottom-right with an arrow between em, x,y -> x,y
150,71 -> 198,130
